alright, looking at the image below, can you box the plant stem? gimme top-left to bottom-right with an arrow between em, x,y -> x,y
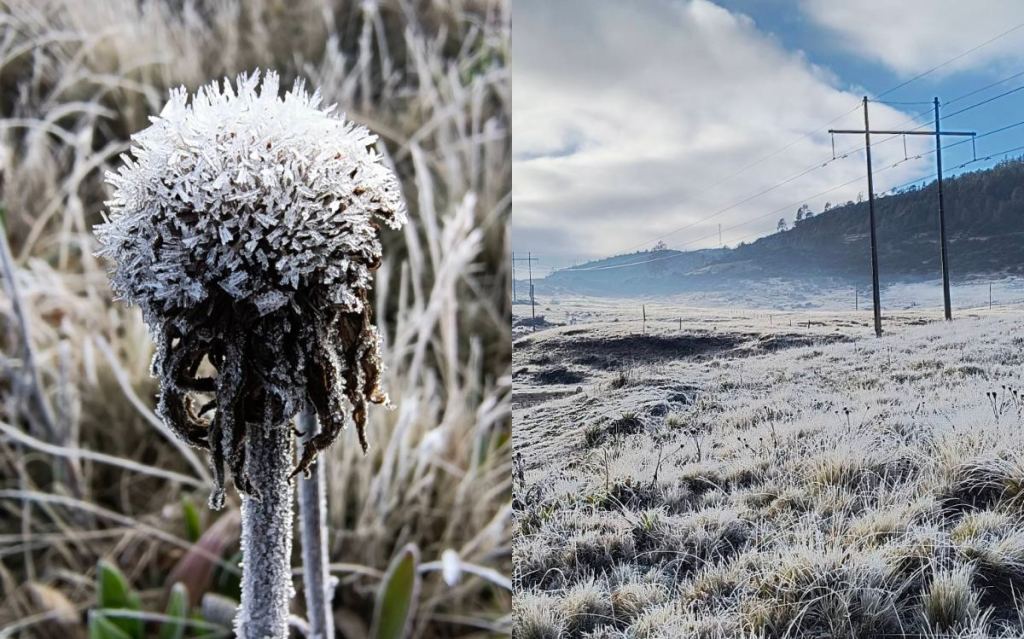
0,220 -> 58,442
297,409 -> 336,639
236,415 -> 295,639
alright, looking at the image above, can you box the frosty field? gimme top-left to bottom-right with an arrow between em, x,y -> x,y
513,300 -> 1024,638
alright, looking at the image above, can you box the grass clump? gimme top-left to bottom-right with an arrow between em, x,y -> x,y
513,592 -> 565,639
922,565 -> 984,633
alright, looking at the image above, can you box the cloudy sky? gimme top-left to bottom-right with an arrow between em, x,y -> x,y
513,0 -> 1024,274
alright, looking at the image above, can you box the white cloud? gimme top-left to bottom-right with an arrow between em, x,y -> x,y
801,0 -> 1024,77
513,0 -> 934,267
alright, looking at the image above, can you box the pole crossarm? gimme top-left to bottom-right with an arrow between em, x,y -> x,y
830,96 -> 973,332
829,129 -> 975,136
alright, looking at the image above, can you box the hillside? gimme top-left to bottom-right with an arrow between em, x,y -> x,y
540,157 -> 1024,296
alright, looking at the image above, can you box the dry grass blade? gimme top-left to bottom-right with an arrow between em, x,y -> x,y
0,420 -> 205,488
0,489 -> 240,574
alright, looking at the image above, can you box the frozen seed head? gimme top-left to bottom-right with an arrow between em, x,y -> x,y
95,70 -> 406,508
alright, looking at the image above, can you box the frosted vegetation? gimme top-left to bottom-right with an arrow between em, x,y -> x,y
514,307 -> 1024,638
0,1 -> 510,636
96,70 -> 406,507
94,68 -> 414,637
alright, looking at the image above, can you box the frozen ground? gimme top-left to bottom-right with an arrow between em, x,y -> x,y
513,302 -> 1024,638
517,276 -> 1024,333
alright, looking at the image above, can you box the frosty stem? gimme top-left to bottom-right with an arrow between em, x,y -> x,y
236,416 -> 295,639
297,409 -> 336,639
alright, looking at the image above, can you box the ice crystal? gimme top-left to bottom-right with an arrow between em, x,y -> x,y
95,70 -> 406,507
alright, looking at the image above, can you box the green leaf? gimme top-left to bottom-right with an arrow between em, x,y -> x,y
96,561 -> 143,639
89,613 -> 132,639
477,427 -> 510,465
189,612 -> 217,639
182,496 -> 202,543
371,544 -> 421,639
159,583 -> 189,639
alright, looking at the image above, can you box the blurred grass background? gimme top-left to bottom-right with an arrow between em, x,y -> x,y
0,0 -> 510,636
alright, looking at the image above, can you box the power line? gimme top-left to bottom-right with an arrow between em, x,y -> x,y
617,102 -> 930,255
887,140 -> 1024,193
833,72 -> 1024,157
875,21 -> 1024,98
564,130 -> 1024,274
740,71 -> 1024,225
872,99 -> 933,106
563,174 -> 869,272
658,85 -> 1024,255
712,18 -> 1024,196
881,117 -> 1024,170
615,153 -> 854,253
944,69 -> 1024,106
611,26 -> 1024,256
943,82 -> 1024,119
609,104 -> 861,255
620,72 -> 1024,257
559,24 -> 1024,269
703,135 -> 1024,244
722,143 -> 1024,249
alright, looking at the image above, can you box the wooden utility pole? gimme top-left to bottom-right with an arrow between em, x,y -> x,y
830,96 -> 974,336
862,96 -> 882,337
933,97 -> 954,321
513,252 -> 539,330
511,250 -> 517,303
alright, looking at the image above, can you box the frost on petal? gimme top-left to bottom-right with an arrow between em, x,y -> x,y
253,290 -> 289,316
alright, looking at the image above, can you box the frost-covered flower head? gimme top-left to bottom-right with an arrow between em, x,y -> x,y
95,70 -> 406,507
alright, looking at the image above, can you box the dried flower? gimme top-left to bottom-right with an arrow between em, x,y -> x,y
95,70 -> 406,508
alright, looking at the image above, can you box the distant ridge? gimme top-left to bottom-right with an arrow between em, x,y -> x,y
537,157 -> 1024,296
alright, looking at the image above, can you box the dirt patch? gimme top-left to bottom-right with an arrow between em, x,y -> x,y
572,353 -> 616,369
610,414 -> 644,435
533,366 -> 587,385
667,384 -> 699,405
523,330 -> 855,370
513,315 -> 556,329
583,413 -> 647,447
746,333 -> 852,353
512,389 -> 579,410
559,333 -> 742,365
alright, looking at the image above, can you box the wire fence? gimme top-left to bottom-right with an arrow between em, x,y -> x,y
514,279 -> 1024,335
